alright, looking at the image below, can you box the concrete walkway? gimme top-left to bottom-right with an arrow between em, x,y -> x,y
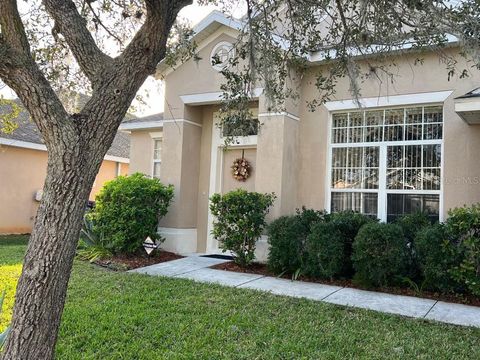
130,255 -> 480,328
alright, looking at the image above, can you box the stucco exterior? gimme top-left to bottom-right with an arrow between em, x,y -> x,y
126,13 -> 480,257
0,145 -> 129,234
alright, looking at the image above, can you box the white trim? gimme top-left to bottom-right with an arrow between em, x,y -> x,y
210,41 -> 235,72
149,131 -> 163,138
206,115 -> 223,254
326,105 -> 444,222
119,121 -> 164,131
220,135 -> 258,147
152,137 -> 162,179
0,137 -> 47,151
324,91 -> 453,112
193,10 -> 243,36
163,119 -> 202,128
258,112 -> 300,121
158,27 -> 240,77
454,101 -> 480,112
180,88 -> 263,106
156,11 -> 243,76
309,34 -> 459,63
158,227 -> 198,254
104,155 -> 130,164
119,119 -> 203,131
0,137 -> 130,164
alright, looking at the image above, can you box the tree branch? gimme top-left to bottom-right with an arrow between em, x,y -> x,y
42,0 -> 112,84
0,0 -> 72,144
121,0 -> 193,70
0,0 -> 31,56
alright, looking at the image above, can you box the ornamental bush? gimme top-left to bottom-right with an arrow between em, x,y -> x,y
395,212 -> 432,279
415,224 -> 462,293
89,173 -> 174,254
305,211 -> 374,279
267,208 -> 326,274
395,212 -> 432,244
210,190 -> 275,267
445,205 -> 480,296
352,222 -> 409,287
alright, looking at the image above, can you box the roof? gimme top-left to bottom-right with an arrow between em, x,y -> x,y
455,87 -> 480,100
0,99 -> 130,160
156,11 -> 243,74
119,112 -> 164,131
158,10 -> 460,71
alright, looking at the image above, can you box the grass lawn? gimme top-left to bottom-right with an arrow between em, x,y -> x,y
1,235 -> 480,359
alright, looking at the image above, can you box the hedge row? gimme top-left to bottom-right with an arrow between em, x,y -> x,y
267,208 -> 480,296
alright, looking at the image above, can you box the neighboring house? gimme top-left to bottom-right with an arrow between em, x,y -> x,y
119,11 -> 480,258
0,101 -> 130,234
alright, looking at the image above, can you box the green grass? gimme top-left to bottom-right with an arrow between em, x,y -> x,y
1,235 -> 480,359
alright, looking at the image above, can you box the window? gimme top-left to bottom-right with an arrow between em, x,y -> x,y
152,138 -> 162,179
329,105 -> 442,222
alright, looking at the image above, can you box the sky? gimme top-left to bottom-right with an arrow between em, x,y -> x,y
138,1 -> 246,116
0,1 -> 242,117
135,1 -> 220,116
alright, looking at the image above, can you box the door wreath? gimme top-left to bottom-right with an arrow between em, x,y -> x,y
231,150 -> 251,182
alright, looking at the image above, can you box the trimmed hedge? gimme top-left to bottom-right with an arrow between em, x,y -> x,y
415,224 -> 462,293
89,173 -> 174,254
444,206 -> 480,296
267,208 -> 326,274
395,212 -> 432,279
265,204 -> 480,297
352,222 -> 408,287
305,211 -> 373,279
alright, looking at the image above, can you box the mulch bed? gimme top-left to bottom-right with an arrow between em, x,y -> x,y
95,250 -> 183,271
211,261 -> 480,307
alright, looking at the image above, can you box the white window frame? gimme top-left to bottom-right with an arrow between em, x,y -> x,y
152,137 -> 162,179
326,104 -> 444,222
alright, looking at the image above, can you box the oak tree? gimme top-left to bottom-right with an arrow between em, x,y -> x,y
1,0 -> 478,359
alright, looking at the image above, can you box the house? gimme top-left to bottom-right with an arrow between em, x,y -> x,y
0,100 -> 130,234
120,11 -> 480,259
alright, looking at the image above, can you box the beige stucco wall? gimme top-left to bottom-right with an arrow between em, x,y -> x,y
128,129 -> 160,175
195,106 -> 215,252
298,48 -> 480,218
161,31 -> 239,122
0,145 -> 128,234
159,121 -> 202,229
148,23 -> 480,253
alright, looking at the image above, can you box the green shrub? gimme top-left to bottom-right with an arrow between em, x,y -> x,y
395,212 -> 432,279
210,190 -> 275,267
352,222 -> 408,287
445,205 -> 480,296
415,224 -> 462,293
395,212 -> 432,243
305,221 -> 344,279
89,173 -> 174,254
267,208 -> 326,274
305,211 -> 374,279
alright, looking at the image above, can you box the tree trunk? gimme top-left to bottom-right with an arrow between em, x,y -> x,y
1,146 -> 102,360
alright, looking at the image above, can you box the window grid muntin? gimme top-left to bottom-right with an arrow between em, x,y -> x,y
331,105 -> 443,145
152,138 -> 162,179
330,105 -> 443,221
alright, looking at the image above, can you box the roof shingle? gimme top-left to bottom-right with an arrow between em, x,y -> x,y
0,99 -> 130,159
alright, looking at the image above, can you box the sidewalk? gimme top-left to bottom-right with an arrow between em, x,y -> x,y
129,255 -> 480,328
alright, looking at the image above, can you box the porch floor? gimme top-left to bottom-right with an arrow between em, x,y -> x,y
129,255 -> 480,328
